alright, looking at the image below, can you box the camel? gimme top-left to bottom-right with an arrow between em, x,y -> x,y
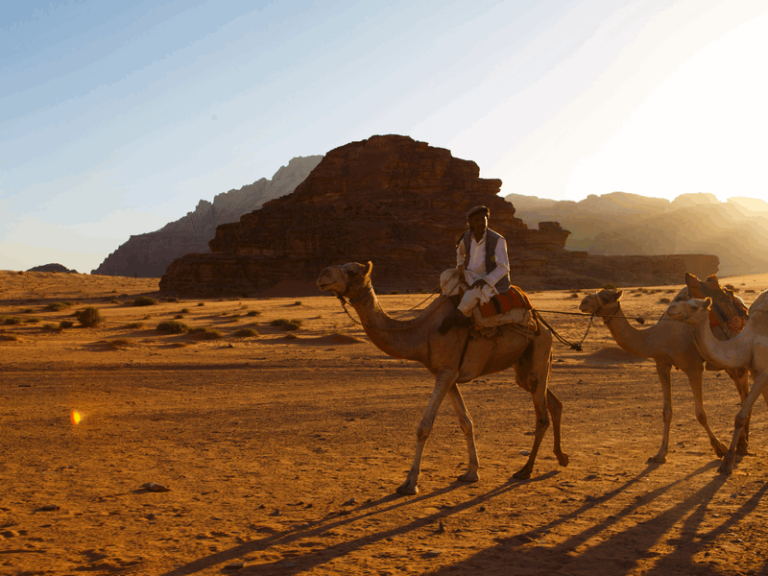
579,288 -> 749,464
316,261 -> 569,495
666,292 -> 768,474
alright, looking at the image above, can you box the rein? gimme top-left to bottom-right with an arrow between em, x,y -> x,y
336,287 -> 442,331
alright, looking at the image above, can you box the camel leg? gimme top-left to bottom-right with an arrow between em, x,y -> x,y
720,371 -> 768,474
447,383 -> 480,483
727,368 -> 751,454
511,337 -> 550,480
649,360 -> 674,463
546,389 -> 569,467
397,369 -> 459,495
684,367 -> 729,458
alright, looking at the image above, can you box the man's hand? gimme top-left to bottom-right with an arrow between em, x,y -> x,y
471,279 -> 487,289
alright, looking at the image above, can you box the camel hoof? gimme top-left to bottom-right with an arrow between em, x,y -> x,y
736,446 -> 749,456
396,483 -> 419,495
512,469 -> 532,480
647,455 -> 666,464
713,444 -> 728,459
556,453 -> 569,467
717,462 -> 733,475
457,471 -> 479,483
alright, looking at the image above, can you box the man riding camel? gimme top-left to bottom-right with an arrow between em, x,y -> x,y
439,205 -> 511,335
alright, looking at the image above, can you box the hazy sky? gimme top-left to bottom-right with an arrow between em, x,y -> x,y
2,0 -> 767,272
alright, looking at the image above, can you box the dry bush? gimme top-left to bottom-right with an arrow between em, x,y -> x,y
233,328 -> 259,338
246,310 -> 261,317
190,327 -> 222,340
59,321 -> 74,329
133,297 -> 158,307
0,334 -> 19,341
659,297 -> 671,304
271,318 -> 302,331
156,320 -> 188,334
125,322 -> 145,330
76,307 -> 103,327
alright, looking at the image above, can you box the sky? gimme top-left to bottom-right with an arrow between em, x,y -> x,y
1,0 -> 767,273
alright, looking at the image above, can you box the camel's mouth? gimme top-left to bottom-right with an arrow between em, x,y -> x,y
316,282 -> 332,291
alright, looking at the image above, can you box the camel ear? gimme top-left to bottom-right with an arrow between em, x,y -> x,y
616,290 -> 623,300
364,261 -> 373,279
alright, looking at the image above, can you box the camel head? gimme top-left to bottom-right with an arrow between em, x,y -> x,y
666,297 -> 712,326
316,261 -> 373,299
579,288 -> 623,316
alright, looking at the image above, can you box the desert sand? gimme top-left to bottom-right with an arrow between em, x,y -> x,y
1,270 -> 767,576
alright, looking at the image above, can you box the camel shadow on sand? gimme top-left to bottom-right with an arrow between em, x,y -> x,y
158,462 -> 767,576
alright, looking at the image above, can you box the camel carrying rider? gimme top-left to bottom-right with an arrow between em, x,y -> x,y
439,205 -> 511,335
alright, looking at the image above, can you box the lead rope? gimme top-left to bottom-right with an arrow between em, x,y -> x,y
532,309 -> 594,352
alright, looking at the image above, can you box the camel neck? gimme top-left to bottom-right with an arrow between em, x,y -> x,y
348,288 -> 435,363
692,315 -> 753,369
603,303 -> 658,358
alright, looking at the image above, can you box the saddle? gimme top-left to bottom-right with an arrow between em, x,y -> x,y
471,285 -> 538,336
685,272 -> 748,340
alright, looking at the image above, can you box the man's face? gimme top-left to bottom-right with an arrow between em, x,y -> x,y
468,213 -> 488,235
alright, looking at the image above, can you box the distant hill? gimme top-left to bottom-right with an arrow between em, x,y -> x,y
506,192 -> 768,276
92,155 -> 324,277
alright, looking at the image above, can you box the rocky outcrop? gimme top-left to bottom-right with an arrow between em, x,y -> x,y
92,155 -> 323,277
161,135 -> 572,296
27,263 -> 77,273
508,191 -> 768,276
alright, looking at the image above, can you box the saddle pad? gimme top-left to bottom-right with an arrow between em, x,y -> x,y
479,285 -> 533,318
685,272 -> 748,332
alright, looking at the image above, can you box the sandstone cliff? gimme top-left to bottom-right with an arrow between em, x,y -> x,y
160,135 -> 572,296
92,155 -> 323,277
508,192 -> 768,276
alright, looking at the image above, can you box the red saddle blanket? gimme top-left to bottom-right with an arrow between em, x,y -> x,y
479,285 -> 533,318
685,272 -> 748,332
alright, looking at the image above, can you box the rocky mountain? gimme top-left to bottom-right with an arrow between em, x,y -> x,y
92,155 -> 324,277
507,192 -> 768,276
27,263 -> 77,273
160,135 -> 717,297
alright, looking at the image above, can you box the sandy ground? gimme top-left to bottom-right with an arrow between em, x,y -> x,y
1,270 -> 768,576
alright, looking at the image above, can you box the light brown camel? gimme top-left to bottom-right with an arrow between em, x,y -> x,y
666,292 -> 768,474
579,288 -> 749,463
316,262 -> 569,495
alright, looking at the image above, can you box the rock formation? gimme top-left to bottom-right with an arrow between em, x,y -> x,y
92,155 -> 323,277
160,135 -> 712,297
27,263 -> 77,273
161,135 -> 573,296
508,191 -> 768,276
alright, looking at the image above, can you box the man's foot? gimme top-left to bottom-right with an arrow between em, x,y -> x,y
438,310 -> 473,335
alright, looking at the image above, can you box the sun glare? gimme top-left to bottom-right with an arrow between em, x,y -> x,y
71,410 -> 82,425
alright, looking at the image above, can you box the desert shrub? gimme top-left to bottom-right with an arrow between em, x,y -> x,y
4,317 -> 23,326
746,289 -> 756,294
271,318 -> 302,331
234,328 -> 259,338
163,297 -> 179,303
180,308 -> 190,313
0,334 -> 19,341
390,290 -> 399,295
174,314 -> 184,319
156,320 -> 188,334
42,323 -> 58,331
294,301 -> 302,306
108,338 -> 133,348
125,322 -> 145,329
22,308 -> 34,313
76,307 -> 103,327
197,302 -> 205,307
659,297 -> 671,304
25,318 -> 41,324
59,321 -> 74,329
133,297 -> 158,307
190,327 -> 222,340
569,293 -> 579,299
246,310 -> 261,317
45,302 -> 71,312
109,299 -> 120,304
227,314 -> 241,323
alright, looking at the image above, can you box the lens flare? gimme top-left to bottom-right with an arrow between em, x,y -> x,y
71,410 -> 82,425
